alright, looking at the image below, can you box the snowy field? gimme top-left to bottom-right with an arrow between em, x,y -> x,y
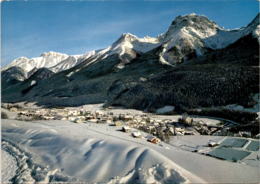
1,118 -> 260,183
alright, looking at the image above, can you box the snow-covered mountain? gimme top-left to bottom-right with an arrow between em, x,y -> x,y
2,33 -> 161,75
157,13 -> 260,64
2,52 -> 69,73
3,13 -> 259,76
81,13 -> 259,66
79,33 -> 161,69
1,51 -> 97,78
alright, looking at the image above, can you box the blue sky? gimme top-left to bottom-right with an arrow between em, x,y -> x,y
1,0 -> 259,66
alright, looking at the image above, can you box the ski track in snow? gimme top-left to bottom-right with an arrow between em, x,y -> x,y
1,149 -> 18,183
1,140 -> 73,184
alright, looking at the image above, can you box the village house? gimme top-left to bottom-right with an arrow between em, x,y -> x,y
180,113 -> 193,125
56,110 -> 69,117
10,107 -> 18,112
97,119 -> 107,124
113,121 -> 123,126
68,110 -> 80,116
43,116 -> 55,120
208,140 -> 219,147
132,131 -> 142,138
124,115 -> 134,121
85,114 -> 96,120
68,116 -> 77,122
88,119 -> 98,123
106,119 -> 113,124
122,126 -> 131,132
74,116 -> 86,123
147,136 -> 161,144
95,110 -> 104,116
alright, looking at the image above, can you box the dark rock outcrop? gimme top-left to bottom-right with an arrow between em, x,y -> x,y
1,66 -> 26,88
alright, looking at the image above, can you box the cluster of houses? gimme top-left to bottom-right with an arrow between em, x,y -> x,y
5,103 -> 242,142
12,106 -> 213,141
12,107 -> 165,144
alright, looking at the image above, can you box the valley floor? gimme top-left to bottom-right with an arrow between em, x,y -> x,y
1,117 -> 259,183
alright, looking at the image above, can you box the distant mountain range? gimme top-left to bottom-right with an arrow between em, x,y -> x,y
3,13 -> 259,76
2,13 -> 259,114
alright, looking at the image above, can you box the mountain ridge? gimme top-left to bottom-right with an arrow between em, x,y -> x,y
3,13 -> 259,75
2,13 -> 259,113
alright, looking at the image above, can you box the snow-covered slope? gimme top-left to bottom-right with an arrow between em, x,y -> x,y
111,33 -> 160,55
204,13 -> 260,49
49,52 -> 95,73
109,33 -> 161,68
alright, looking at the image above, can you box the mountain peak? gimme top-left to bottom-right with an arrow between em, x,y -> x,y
40,51 -> 68,57
160,14 -> 220,45
170,13 -> 218,31
18,56 -> 29,60
121,33 -> 137,38
113,33 -> 138,46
